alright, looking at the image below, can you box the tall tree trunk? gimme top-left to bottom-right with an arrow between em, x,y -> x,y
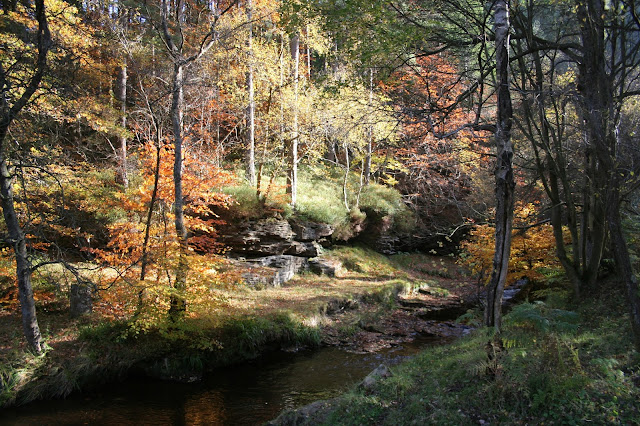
169,61 -> 188,319
342,143 -> 350,211
287,33 -> 300,207
117,63 -> 128,188
0,0 -> 50,353
279,36 -> 285,157
364,68 -> 373,185
245,0 -> 256,186
485,0 -> 514,331
140,137 -> 161,282
607,189 -> 640,351
305,24 -> 311,79
0,158 -> 43,352
575,0 -> 640,349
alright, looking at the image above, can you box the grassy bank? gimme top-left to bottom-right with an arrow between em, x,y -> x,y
0,248 -> 470,408
278,282 -> 640,425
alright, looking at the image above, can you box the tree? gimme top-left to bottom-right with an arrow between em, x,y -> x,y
287,32 -> 300,207
484,0 -> 515,330
508,0 -> 640,347
0,0 -> 52,353
573,0 -> 640,349
155,0 -> 238,318
246,0 -> 256,186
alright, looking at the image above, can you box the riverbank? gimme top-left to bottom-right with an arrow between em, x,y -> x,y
0,248 -> 475,408
270,279 -> 640,425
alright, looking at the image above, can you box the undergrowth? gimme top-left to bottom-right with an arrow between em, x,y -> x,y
321,287 -> 640,425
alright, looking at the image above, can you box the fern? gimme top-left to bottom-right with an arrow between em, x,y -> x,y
504,301 -> 579,334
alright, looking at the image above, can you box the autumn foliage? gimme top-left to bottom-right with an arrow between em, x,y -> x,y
460,202 -> 567,286
380,55 -> 492,229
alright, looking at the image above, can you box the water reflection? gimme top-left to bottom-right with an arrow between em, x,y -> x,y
3,336 -> 440,425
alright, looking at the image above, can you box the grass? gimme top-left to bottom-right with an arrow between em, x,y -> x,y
222,166 -> 415,238
310,283 -> 640,425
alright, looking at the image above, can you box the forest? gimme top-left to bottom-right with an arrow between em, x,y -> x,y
1,0 -> 640,423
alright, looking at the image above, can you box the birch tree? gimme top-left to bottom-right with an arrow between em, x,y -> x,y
156,0 -> 238,318
484,0 -> 514,330
0,0 -> 51,353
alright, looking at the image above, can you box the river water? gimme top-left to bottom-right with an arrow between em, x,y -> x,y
2,335 -> 445,425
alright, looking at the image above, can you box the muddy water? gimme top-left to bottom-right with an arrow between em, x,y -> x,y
2,335 -> 446,426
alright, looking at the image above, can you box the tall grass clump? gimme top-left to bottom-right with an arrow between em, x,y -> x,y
296,175 -> 349,226
359,183 -> 416,232
222,183 -> 292,220
217,313 -> 321,362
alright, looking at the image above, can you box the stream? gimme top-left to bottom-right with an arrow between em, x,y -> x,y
2,334 -> 448,425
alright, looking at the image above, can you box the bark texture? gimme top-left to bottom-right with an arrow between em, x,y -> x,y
0,0 -> 51,353
287,34 -> 300,207
485,0 -> 515,331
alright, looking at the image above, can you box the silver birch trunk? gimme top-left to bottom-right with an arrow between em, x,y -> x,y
0,0 -> 50,353
364,68 -> 373,185
288,33 -> 299,207
484,0 -> 515,331
118,63 -> 128,188
246,0 -> 256,185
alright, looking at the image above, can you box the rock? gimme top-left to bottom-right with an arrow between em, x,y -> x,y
285,241 -> 323,257
219,217 -> 338,286
69,282 -> 93,318
290,219 -> 334,242
221,218 -> 334,257
308,258 -> 342,277
221,219 -> 296,256
358,364 -> 393,393
266,398 -> 339,426
241,255 -> 309,288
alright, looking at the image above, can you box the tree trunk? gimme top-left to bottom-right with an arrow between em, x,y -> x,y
246,0 -> 256,186
0,0 -> 50,353
140,137 -> 161,282
306,24 -> 311,79
485,0 -> 514,331
117,63 -> 128,188
0,158 -> 43,352
342,143 -> 350,211
364,68 -> 373,186
287,33 -> 300,207
169,61 -> 188,319
607,189 -> 640,351
575,0 -> 640,347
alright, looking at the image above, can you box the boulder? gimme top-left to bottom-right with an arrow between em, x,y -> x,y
308,258 -> 342,277
358,364 -> 393,393
242,255 -> 309,288
266,398 -> 339,426
69,282 -> 93,318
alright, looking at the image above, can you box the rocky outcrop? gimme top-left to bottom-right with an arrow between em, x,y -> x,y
290,219 -> 333,244
220,219 -> 296,257
220,219 -> 336,288
221,219 -> 333,257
